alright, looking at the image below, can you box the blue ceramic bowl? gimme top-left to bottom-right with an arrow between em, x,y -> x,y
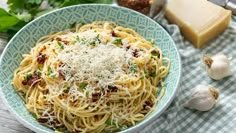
0,4 -> 181,133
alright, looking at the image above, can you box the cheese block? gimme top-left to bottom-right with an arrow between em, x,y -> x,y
165,0 -> 231,48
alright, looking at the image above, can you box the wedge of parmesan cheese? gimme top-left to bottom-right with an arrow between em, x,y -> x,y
165,0 -> 231,48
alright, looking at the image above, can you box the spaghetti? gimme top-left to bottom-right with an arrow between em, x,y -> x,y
12,21 -> 170,133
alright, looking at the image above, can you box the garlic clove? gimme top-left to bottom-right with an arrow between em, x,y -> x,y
203,53 -> 232,80
211,54 -> 229,63
209,62 -> 232,80
183,85 -> 219,111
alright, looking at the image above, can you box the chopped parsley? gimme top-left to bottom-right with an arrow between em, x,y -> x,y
63,86 -> 70,92
36,69 -> 41,76
79,82 -> 87,90
140,76 -> 145,80
32,113 -> 37,119
89,40 -> 96,46
140,69 -> 147,80
76,35 -> 80,42
151,51 -> 160,57
129,62 -> 137,73
113,38 -> 122,45
85,90 -> 89,96
105,120 -> 120,127
149,73 -> 157,77
149,69 -> 157,77
47,67 -> 53,76
26,73 -> 32,80
57,41 -> 64,49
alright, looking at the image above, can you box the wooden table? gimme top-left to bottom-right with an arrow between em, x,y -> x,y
0,39 -> 32,132
0,1 -> 32,132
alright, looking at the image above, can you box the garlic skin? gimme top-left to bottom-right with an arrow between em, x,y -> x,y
203,53 -> 232,80
183,85 -> 219,111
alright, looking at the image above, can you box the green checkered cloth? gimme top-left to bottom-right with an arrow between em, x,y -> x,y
142,15 -> 236,133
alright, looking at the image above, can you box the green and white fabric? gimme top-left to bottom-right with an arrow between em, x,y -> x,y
142,15 -> 236,133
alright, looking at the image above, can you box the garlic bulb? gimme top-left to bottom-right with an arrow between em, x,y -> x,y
183,85 -> 219,111
203,53 -> 232,80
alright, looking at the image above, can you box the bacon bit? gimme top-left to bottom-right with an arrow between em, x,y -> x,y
22,72 -> 41,86
37,53 -> 46,64
108,85 -> 118,92
106,92 -> 111,97
58,70 -> 65,80
37,117 -> 48,123
143,101 -> 154,110
111,30 -> 117,37
59,62 -> 65,67
132,49 -> 139,57
55,37 -> 69,45
126,45 -> 131,50
92,92 -> 101,102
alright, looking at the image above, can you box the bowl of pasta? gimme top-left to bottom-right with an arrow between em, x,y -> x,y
0,4 -> 181,133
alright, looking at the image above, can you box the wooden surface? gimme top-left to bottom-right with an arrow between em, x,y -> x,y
0,39 -> 32,132
0,1 -> 32,132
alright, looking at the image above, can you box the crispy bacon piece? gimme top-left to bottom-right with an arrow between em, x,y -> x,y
111,30 -> 117,37
37,53 -> 46,64
126,45 -> 131,50
132,49 -> 139,58
55,37 -> 69,45
108,85 -> 118,92
22,72 -> 41,86
58,70 -> 65,80
92,92 -> 101,102
143,100 -> 154,110
37,117 -> 48,123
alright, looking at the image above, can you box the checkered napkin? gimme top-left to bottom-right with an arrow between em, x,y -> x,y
142,15 -> 236,133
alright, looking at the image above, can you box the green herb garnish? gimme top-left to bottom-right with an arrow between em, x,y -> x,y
113,38 -> 122,45
63,86 -> 70,91
129,62 -> 137,73
149,73 -> 157,77
105,120 -> 120,127
32,113 -> 37,119
139,76 -> 145,80
36,69 -> 41,76
47,67 -> 53,76
57,41 -> 64,49
151,51 -> 160,57
89,40 -> 96,46
0,1 -> 113,38
76,35 -> 80,42
149,69 -> 157,77
140,69 -> 147,79
26,73 -> 32,80
79,82 -> 87,90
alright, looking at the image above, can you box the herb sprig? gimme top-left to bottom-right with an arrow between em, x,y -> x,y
0,0 -> 112,38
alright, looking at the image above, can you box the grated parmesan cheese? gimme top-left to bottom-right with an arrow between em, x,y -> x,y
57,38 -> 134,94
